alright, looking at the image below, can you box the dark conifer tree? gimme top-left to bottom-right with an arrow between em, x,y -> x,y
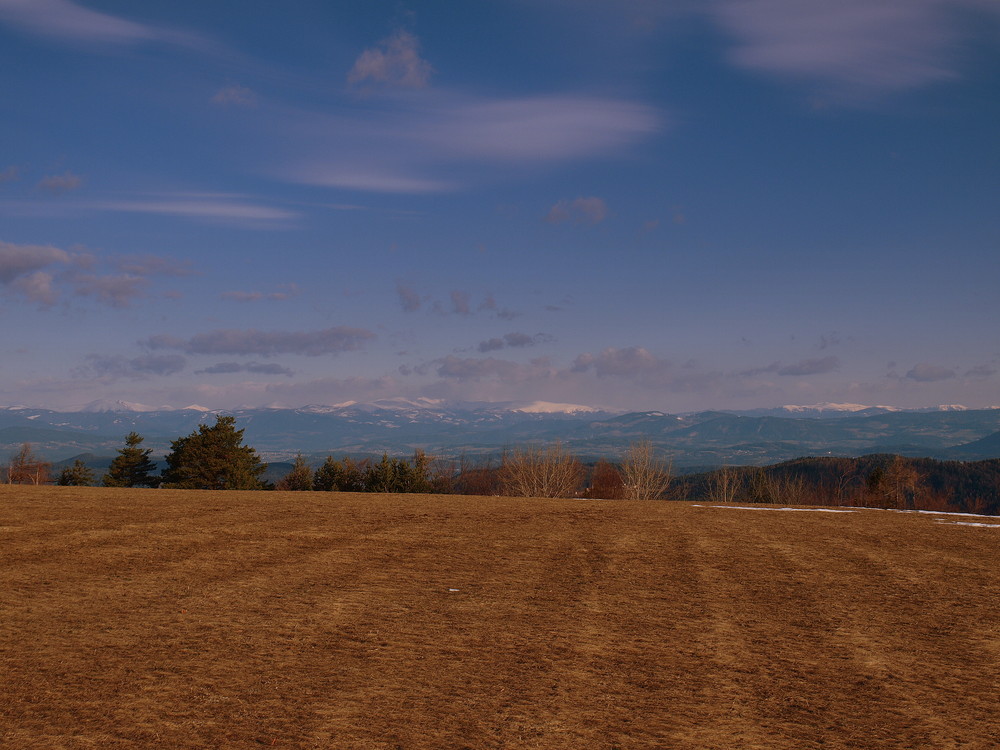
58,459 -> 95,487
103,432 -> 160,488
161,416 -> 267,490
276,454 -> 314,491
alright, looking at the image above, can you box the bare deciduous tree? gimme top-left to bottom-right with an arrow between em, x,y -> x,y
587,459 -> 625,499
4,443 -> 51,485
620,440 -> 673,500
499,443 -> 583,498
707,465 -> 740,504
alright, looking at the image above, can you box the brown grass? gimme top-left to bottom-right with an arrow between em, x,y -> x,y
2,486 -> 1000,749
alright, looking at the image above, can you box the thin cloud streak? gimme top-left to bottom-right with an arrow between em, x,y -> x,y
0,0 -> 212,50
712,0 -> 1000,99
144,327 -> 377,357
277,93 -> 661,193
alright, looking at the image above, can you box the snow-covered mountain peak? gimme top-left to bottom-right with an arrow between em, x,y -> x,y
79,399 -> 166,413
513,401 -> 603,414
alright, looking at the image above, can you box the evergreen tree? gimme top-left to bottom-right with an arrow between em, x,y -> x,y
58,459 -> 95,487
103,432 -> 160,488
161,416 -> 267,490
365,453 -> 402,493
276,454 -> 314,491
313,456 -> 346,491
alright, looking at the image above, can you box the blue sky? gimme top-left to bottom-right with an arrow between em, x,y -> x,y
1,0 -> 998,412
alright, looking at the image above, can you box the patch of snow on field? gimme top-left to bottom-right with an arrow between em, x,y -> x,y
692,505 -> 1000,523
903,510 -> 999,519
692,505 -> 857,513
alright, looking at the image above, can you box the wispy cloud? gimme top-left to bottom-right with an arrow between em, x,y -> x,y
196,362 -> 294,377
965,364 -> 997,379
711,0 -> 1000,100
37,170 -> 83,194
75,353 -> 187,381
211,84 -> 258,108
220,284 -> 298,303
279,92 -> 661,193
0,0 -> 210,50
2,240 -> 194,308
112,253 -> 194,277
89,193 -> 298,224
450,290 -> 471,316
545,196 -> 608,224
477,332 -> 553,353
905,362 -> 957,382
348,29 -> 433,90
0,165 -> 19,183
0,240 -> 70,284
777,356 -> 839,376
71,273 -> 147,308
144,326 -> 376,357
396,283 -> 422,312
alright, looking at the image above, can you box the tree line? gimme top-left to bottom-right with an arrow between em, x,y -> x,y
3,416 -> 999,513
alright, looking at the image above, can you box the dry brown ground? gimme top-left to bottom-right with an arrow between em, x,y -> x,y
2,486 -> 999,749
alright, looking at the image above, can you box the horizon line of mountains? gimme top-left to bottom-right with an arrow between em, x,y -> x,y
3,399 -> 1000,468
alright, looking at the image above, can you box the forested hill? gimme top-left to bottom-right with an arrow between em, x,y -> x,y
673,455 -> 1000,515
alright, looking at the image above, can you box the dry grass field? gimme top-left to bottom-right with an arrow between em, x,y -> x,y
2,486 -> 999,749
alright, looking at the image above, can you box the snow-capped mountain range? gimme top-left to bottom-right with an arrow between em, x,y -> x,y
2,400 -> 1000,466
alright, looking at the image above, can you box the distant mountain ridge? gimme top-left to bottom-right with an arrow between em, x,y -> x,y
2,401 -> 1000,466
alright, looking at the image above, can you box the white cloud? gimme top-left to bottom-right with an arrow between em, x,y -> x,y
712,0 -> 1000,99
546,196 -> 608,224
348,30 -> 433,89
11,270 -> 58,306
279,94 -> 661,193
777,356 -> 840,376
211,84 -> 258,108
905,363 -> 957,382
89,193 -> 298,224
1,240 -> 194,308
37,170 -> 83,194
422,96 -> 661,162
0,240 -> 70,283
396,283 -> 422,312
75,353 -> 187,381
0,0 -> 209,50
145,327 -> 377,357
220,284 -> 299,303
71,273 -> 147,308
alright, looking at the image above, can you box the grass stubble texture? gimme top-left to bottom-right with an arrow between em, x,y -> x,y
1,486 -> 999,749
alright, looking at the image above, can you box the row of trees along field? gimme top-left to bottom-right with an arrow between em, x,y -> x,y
3,415 -> 998,513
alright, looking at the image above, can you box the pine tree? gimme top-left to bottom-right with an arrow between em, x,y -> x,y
161,416 -> 267,490
313,456 -> 346,491
103,432 -> 160,488
365,453 -> 402,493
58,459 -> 96,487
277,454 -> 313,491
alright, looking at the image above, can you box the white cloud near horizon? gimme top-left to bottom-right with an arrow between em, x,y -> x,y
144,327 -> 377,357
74,353 -> 187,381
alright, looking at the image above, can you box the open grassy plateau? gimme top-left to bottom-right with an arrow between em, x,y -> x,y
2,487 -> 999,749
